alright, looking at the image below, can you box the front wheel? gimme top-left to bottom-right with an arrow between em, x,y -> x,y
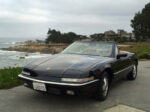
95,72 -> 109,101
127,64 -> 137,80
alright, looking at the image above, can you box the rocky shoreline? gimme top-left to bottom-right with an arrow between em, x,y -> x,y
1,44 -> 68,54
1,42 -> 150,59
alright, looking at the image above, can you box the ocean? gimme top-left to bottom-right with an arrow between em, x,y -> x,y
0,38 -> 50,69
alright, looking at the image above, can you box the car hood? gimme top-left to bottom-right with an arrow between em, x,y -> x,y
25,54 -> 110,78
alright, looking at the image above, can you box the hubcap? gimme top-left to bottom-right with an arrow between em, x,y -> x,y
133,65 -> 137,78
102,76 -> 108,97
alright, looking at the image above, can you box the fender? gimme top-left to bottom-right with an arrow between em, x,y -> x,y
90,62 -> 114,80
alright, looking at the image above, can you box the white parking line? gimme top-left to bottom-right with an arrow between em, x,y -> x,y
104,104 -> 146,112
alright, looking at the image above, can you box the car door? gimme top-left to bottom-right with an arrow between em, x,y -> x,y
112,56 -> 128,80
111,45 -> 129,80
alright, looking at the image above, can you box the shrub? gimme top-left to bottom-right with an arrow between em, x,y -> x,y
0,67 -> 22,89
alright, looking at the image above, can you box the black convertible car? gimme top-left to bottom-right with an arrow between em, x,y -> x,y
19,41 -> 138,101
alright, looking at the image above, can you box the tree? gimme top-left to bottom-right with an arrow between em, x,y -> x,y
45,28 -> 87,43
131,2 -> 150,41
46,29 -> 62,43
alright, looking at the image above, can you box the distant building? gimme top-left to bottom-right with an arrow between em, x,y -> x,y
118,29 -> 126,37
90,29 -> 134,42
105,30 -> 116,36
117,29 -> 132,40
131,33 -> 136,40
104,30 -> 118,41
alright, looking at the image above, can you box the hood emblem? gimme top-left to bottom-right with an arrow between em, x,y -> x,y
46,67 -> 51,70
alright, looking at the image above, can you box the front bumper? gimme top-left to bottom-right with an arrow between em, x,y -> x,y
18,74 -> 99,96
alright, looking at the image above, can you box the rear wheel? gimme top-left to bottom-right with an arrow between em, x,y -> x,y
127,64 -> 137,80
95,72 -> 109,101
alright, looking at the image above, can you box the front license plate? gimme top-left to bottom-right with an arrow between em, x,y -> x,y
33,82 -> 46,92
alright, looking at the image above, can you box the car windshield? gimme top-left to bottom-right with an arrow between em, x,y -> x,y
61,42 -> 113,57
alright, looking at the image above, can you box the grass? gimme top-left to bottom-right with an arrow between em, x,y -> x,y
0,67 -> 22,89
130,43 -> 150,59
119,42 -> 150,59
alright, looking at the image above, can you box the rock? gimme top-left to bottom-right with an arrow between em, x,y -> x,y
25,54 -> 28,56
19,57 -> 25,59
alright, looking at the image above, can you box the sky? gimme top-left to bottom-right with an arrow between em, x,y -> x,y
0,0 -> 149,39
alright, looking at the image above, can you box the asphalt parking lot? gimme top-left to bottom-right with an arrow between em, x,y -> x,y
0,61 -> 150,112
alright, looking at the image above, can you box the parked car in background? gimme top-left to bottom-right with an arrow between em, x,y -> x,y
19,41 -> 138,101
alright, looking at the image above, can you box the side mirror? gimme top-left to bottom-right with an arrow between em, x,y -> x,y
117,53 -> 128,59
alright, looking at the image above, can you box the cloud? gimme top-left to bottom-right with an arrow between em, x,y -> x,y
0,11 -> 49,23
0,0 -> 149,38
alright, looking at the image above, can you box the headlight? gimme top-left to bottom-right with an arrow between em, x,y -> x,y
61,76 -> 94,82
22,71 -> 30,76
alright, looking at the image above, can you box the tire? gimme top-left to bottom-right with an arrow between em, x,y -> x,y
95,72 -> 109,101
127,64 -> 137,80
